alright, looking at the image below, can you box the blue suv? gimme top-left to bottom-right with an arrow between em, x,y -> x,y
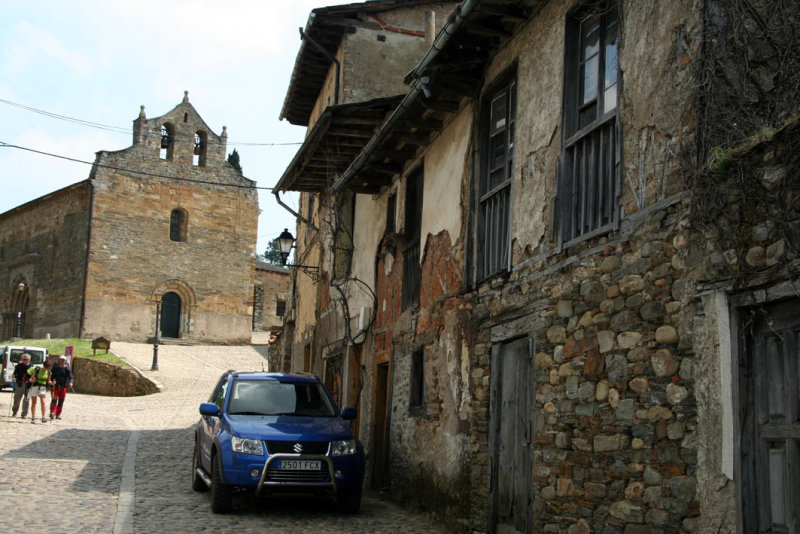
192,371 -> 365,513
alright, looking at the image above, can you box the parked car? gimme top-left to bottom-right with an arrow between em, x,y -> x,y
1,345 -> 48,389
192,371 -> 365,514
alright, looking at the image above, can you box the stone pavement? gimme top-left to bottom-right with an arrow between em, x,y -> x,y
0,342 -> 446,533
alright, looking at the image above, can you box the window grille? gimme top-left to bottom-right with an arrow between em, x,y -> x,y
559,2 -> 620,243
477,77 -> 516,280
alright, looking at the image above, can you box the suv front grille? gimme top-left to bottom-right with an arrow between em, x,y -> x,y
266,441 -> 329,455
265,465 -> 330,483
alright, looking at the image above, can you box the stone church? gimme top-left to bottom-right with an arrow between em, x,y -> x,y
1,93 -> 261,344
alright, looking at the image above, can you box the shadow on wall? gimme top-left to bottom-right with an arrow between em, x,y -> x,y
71,357 -> 160,396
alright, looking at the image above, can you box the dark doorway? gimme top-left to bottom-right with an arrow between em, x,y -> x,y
490,336 -> 534,534
372,362 -> 390,489
160,292 -> 181,338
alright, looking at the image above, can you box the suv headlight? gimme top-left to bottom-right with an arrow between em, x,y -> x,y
231,436 -> 264,456
331,439 -> 356,456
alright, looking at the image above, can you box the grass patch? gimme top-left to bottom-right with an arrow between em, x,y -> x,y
1,338 -> 127,366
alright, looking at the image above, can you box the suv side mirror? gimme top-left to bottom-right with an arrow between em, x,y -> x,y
199,402 -> 220,416
341,407 -> 357,420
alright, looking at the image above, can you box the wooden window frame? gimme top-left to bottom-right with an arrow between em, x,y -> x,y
476,66 -> 516,281
558,1 -> 620,245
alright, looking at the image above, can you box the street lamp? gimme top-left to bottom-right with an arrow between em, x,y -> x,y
276,228 -> 319,275
15,282 -> 25,338
151,291 -> 163,371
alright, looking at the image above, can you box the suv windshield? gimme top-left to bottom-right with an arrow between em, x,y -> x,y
228,379 -> 337,417
10,349 -> 45,365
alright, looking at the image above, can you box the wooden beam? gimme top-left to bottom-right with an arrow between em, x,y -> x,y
401,117 -> 443,131
478,3 -> 530,21
464,22 -> 512,39
422,98 -> 461,114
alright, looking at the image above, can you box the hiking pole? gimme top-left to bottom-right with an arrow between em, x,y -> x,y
8,383 -> 13,417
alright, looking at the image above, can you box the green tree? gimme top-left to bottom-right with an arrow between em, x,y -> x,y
227,148 -> 242,174
261,238 -> 285,264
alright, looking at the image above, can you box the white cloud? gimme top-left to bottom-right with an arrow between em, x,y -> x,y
3,20 -> 93,80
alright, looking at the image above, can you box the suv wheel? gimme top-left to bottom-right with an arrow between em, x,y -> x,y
337,486 -> 362,514
210,453 -> 233,513
191,441 -> 208,492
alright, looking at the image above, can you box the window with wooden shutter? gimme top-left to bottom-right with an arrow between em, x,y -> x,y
559,2 -> 620,243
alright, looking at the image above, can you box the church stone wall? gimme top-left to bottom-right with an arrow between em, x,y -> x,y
0,182 -> 91,339
82,95 -> 259,344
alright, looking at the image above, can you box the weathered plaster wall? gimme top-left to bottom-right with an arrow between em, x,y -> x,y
420,105 -> 473,256
342,5 -> 453,104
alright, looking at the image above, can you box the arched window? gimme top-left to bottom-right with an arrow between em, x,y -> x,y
160,123 -> 175,160
170,208 -> 188,242
193,131 -> 207,166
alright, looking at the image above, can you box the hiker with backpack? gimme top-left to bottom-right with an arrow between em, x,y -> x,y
27,359 -> 54,423
49,355 -> 74,420
11,352 -> 32,418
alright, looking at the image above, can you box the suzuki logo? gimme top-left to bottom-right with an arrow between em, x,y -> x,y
293,443 -> 303,454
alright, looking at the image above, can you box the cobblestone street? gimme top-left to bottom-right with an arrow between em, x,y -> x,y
0,342 -> 446,533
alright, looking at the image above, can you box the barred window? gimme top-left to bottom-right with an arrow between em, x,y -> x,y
477,73 -> 515,280
559,2 -> 620,243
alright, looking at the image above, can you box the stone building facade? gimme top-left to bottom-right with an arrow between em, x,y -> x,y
275,0 -> 799,532
253,260 -> 290,334
2,93 -> 260,344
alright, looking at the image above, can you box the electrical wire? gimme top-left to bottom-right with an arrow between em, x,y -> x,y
0,141 -> 277,190
0,97 -> 303,148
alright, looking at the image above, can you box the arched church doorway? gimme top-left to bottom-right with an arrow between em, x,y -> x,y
160,292 -> 181,338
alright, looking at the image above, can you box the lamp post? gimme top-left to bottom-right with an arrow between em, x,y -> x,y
151,291 -> 163,371
276,228 -> 320,277
277,228 -> 295,266
15,282 -> 25,338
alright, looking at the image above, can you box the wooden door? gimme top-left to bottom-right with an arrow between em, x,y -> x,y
372,362 -> 390,489
741,299 -> 800,532
160,292 -> 181,338
490,336 -> 534,533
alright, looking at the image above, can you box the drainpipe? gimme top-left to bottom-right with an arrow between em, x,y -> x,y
299,27 -> 340,106
273,190 -> 319,233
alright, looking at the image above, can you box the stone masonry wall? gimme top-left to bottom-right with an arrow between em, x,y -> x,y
255,265 -> 290,332
82,96 -> 258,343
0,182 -> 91,339
468,196 -> 699,531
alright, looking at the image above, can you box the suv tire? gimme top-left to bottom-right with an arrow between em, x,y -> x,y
191,441 -> 208,492
337,486 -> 362,514
210,452 -> 233,513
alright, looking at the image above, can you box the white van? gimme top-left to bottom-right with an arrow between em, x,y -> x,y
1,345 -> 48,389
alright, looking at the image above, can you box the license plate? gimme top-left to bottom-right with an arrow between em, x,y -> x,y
280,459 -> 320,470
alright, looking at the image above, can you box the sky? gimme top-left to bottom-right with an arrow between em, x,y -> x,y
0,1 -> 328,255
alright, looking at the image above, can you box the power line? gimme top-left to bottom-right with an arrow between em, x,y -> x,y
0,97 -> 303,147
0,141 -> 278,190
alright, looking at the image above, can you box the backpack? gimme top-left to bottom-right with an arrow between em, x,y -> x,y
28,366 -> 42,384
